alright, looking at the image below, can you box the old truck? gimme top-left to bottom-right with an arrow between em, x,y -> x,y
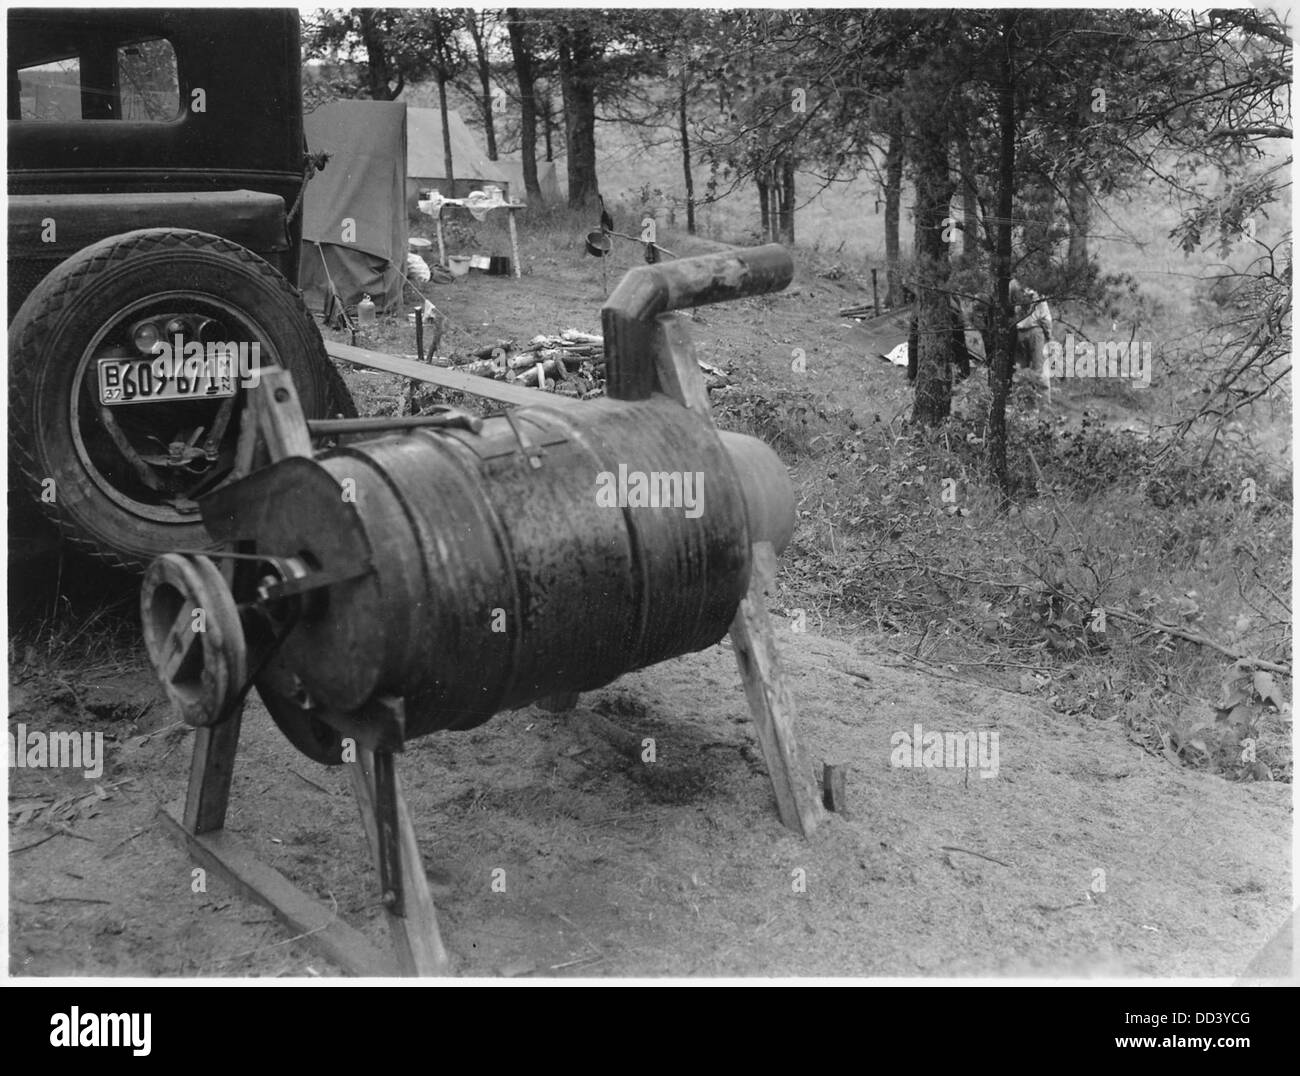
7,7 -> 352,569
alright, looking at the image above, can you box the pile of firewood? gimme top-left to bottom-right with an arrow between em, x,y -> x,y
450,329 -> 731,397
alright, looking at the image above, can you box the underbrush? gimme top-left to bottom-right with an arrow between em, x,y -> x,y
717,376 -> 1293,784
8,555 -> 142,681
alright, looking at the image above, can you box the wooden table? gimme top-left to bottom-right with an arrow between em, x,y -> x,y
419,194 -> 524,279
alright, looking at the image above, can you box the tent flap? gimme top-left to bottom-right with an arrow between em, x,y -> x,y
300,100 -> 407,313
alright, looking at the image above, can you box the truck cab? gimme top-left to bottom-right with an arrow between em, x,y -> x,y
8,7 -> 349,569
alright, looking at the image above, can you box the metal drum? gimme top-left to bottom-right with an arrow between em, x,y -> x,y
145,243 -> 798,760
199,395 -> 790,737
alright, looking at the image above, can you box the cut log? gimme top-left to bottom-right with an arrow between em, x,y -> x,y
822,763 -> 850,817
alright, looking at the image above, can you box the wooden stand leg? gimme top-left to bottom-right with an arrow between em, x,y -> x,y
728,542 -> 826,837
435,216 -> 447,268
350,748 -> 451,976
161,702 -> 393,976
644,319 -> 821,836
156,379 -> 437,977
508,209 -> 522,279
183,713 -> 244,834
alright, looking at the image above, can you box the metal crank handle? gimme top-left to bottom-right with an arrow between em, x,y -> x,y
307,413 -> 484,436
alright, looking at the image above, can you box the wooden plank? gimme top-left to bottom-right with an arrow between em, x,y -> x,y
326,340 -> 585,414
158,802 -> 395,977
183,714 -> 244,835
653,312 -> 714,425
234,365 -> 312,477
257,367 -> 313,460
350,749 -> 452,976
728,542 -> 826,838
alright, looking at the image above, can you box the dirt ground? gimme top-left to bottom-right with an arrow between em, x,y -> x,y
7,243 -> 1294,979
7,625 -> 1292,978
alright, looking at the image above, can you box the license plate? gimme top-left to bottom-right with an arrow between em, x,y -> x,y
98,354 -> 238,406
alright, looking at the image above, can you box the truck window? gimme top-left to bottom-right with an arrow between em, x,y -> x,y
15,37 -> 179,122
117,39 -> 180,121
17,57 -> 82,121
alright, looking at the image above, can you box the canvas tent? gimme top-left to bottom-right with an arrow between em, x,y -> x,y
495,153 -> 561,205
405,106 -> 511,209
300,100 -> 407,314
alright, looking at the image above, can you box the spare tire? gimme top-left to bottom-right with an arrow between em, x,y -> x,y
9,228 -> 355,571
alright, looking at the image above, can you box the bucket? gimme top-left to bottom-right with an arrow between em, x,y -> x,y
585,230 -> 612,257
447,255 -> 472,278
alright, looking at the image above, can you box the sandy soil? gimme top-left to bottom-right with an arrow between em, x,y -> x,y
8,625 -> 1292,978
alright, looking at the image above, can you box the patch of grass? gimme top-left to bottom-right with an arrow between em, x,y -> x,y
711,383 -> 856,460
9,555 -> 142,680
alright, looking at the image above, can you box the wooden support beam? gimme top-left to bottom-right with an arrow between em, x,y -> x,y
646,309 -> 819,837
158,802 -> 394,977
325,340 -> 584,414
182,715 -> 243,835
506,208 -> 523,279
653,313 -> 714,425
728,542 -> 826,837
350,747 -> 452,976
234,365 -> 313,477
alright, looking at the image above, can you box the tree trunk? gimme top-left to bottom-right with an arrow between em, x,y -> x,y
910,98 -> 956,426
757,171 -> 770,239
987,13 -> 1018,496
359,10 -> 401,100
679,77 -> 695,234
557,27 -> 600,209
883,114 -> 904,308
540,89 -> 554,161
1067,175 -> 1089,280
506,11 -> 541,201
778,157 -> 796,244
437,71 -> 455,191
956,120 -> 981,262
467,12 -> 497,160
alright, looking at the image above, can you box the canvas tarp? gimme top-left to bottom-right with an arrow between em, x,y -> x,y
494,153 -> 561,205
300,100 -> 407,314
405,106 -> 510,206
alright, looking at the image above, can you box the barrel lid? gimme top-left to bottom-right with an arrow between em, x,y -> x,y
200,456 -> 385,710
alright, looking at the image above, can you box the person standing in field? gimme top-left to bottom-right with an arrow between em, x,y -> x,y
1009,278 -> 1053,394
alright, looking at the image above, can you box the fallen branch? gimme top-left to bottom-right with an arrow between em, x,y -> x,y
940,845 -> 1013,868
18,895 -> 112,905
290,769 -> 333,796
1100,607 -> 1291,676
922,559 -> 1291,677
10,831 -> 62,854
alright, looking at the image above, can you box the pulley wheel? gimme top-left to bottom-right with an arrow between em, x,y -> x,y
254,648 -> 346,766
141,553 -> 247,727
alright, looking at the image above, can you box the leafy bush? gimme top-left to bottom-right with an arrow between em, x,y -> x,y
711,384 -> 854,459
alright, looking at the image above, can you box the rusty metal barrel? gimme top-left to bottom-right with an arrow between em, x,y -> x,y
211,394 -> 790,736
151,244 -> 797,753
